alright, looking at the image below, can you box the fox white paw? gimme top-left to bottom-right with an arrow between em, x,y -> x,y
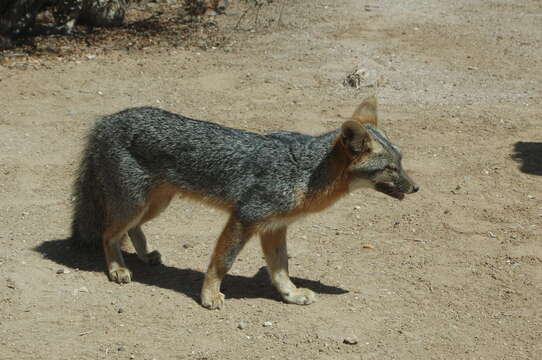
201,290 -> 225,310
109,268 -> 132,284
283,288 -> 317,305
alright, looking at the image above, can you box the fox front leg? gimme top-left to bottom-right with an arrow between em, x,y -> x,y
260,227 -> 317,305
201,216 -> 251,310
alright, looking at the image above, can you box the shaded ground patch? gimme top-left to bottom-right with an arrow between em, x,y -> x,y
512,141 -> 542,176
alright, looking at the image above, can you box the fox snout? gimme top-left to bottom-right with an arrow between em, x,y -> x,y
373,171 -> 419,200
400,171 -> 419,195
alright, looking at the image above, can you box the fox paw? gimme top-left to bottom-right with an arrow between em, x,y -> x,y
283,288 -> 317,305
137,250 -> 162,265
109,268 -> 132,284
201,290 -> 225,310
146,250 -> 162,265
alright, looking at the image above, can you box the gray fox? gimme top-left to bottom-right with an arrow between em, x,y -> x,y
71,96 -> 419,310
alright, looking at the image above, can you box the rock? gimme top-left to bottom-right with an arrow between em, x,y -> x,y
6,278 -> 16,289
117,308 -> 124,314
343,336 -> 358,345
56,268 -> 70,274
343,68 -> 380,89
262,321 -> 273,327
237,321 -> 247,330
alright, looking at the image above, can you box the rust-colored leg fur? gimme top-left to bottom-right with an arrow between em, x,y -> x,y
126,184 -> 176,266
201,216 -> 252,309
104,184 -> 177,284
102,211 -> 146,284
260,227 -> 316,305
128,226 -> 162,265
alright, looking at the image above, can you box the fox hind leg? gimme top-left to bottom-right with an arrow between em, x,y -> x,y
103,225 -> 133,284
102,206 -> 150,284
128,226 -> 162,265
260,227 -> 316,305
126,184 -> 177,266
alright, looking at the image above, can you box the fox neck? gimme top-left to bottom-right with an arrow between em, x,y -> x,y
298,131 -> 354,213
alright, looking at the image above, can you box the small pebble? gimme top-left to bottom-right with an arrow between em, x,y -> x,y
56,268 -> 70,274
262,321 -> 273,327
117,308 -> 124,314
6,278 -> 16,289
117,346 -> 125,352
362,244 -> 374,249
343,336 -> 358,345
237,321 -> 247,330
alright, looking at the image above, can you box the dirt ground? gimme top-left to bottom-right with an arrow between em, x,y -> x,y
1,0 -> 541,359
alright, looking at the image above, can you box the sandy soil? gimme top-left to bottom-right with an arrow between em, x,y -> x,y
1,0 -> 541,359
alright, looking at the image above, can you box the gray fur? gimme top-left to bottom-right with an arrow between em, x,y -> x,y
72,107 -> 341,246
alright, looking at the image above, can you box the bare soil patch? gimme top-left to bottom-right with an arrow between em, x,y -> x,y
1,1 -> 541,359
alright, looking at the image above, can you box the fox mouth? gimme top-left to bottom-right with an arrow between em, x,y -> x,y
375,183 -> 405,200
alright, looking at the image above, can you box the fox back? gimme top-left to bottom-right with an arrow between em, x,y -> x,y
79,107 -> 349,226
71,97 -> 418,246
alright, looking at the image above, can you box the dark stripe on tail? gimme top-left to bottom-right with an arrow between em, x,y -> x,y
70,139 -> 104,249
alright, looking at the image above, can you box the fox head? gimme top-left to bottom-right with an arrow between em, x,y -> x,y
339,97 -> 419,200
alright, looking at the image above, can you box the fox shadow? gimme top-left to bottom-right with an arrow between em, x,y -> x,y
34,238 -> 348,304
511,141 -> 542,176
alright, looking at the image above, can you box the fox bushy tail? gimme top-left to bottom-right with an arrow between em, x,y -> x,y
70,139 -> 105,249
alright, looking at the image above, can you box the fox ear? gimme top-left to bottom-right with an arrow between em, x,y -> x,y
352,96 -> 378,126
341,120 -> 371,155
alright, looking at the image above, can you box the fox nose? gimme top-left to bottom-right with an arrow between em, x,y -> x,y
412,184 -> 420,193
